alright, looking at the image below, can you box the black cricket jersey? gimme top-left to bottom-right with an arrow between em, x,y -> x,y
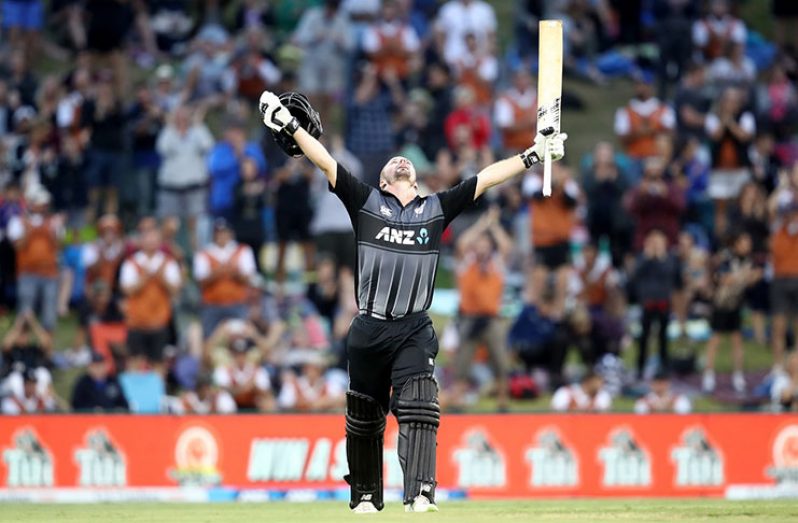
331,164 -> 477,320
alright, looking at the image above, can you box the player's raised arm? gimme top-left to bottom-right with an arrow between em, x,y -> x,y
473,131 -> 567,199
259,90 -> 339,186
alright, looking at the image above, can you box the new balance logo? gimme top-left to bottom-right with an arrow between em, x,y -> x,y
375,227 -> 415,245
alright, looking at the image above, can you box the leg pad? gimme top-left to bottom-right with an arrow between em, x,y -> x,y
345,391 -> 386,510
394,375 -> 440,505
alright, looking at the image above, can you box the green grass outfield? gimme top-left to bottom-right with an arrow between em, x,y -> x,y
4,500 -> 798,523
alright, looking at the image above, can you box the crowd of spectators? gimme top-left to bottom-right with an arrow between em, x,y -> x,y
1,0 -> 798,415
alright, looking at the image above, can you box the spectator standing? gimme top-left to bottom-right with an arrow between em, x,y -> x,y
119,220 -> 182,366
769,173 -> 798,372
183,27 -> 233,105
273,157 -> 316,287
346,63 -> 404,187
155,105 -> 214,250
207,119 -> 266,221
444,85 -> 490,154
81,79 -> 127,219
362,0 -> 421,83
494,69 -> 537,155
708,42 -> 756,93
231,157 -> 267,271
524,164 -> 579,319
70,352 -> 128,412
194,219 -> 257,337
550,371 -> 612,412
292,0 -> 354,125
626,156 -> 686,250
757,65 -> 798,148
653,0 -> 697,99
614,73 -> 675,161
310,135 -> 361,272
702,232 -> 760,393
583,142 -> 632,267
2,0 -> 44,60
82,214 -> 124,291
452,32 -> 498,108
630,229 -> 682,379
692,0 -> 746,63
128,83 -> 165,217
7,187 -> 62,331
435,0 -> 497,66
450,208 -> 511,411
634,371 -> 691,414
728,183 -> 770,344
705,87 -> 755,237
673,62 -> 710,139
225,26 -> 282,103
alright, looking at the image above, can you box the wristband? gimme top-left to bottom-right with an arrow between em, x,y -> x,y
519,150 -> 539,169
284,117 -> 300,136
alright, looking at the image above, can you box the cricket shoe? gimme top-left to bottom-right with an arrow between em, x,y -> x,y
405,495 -> 439,513
351,501 -> 379,514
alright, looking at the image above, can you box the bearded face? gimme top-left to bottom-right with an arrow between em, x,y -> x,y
380,156 -> 417,189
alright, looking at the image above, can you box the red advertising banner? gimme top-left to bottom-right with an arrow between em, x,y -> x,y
1,414 -> 796,499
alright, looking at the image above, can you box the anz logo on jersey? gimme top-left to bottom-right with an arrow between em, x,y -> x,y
375,227 -> 430,246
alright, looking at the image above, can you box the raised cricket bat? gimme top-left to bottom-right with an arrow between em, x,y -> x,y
537,20 -> 563,197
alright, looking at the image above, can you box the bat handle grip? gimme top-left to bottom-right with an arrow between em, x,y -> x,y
542,139 -> 552,197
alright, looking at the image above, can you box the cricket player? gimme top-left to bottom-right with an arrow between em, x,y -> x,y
259,90 -> 566,513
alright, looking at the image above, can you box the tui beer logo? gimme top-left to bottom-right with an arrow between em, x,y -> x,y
524,428 -> 579,487
670,428 -> 724,487
767,424 -> 798,484
452,428 -> 506,488
598,428 -> 651,487
74,429 -> 127,487
2,429 -> 53,487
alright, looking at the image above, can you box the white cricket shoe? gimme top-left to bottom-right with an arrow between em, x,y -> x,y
352,501 -> 379,514
405,495 -> 439,513
702,370 -> 715,393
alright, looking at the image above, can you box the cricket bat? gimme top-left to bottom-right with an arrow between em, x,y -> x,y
537,20 -> 563,197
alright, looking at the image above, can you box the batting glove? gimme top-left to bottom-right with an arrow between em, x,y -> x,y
519,130 -> 568,168
259,90 -> 299,135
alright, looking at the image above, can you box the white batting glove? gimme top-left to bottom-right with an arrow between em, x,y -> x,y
259,90 -> 296,133
520,131 -> 568,168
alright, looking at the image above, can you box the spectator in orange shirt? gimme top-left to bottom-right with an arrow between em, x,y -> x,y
362,0 -> 421,82
82,214 -> 124,291
769,168 -> 798,371
119,219 -> 181,366
614,72 -> 675,161
6,187 -> 63,331
523,163 -> 580,319
450,208 -> 511,411
452,32 -> 498,107
193,219 -> 257,337
494,68 -> 536,155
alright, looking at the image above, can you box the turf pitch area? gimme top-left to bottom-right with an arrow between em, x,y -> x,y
5,500 -> 798,522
